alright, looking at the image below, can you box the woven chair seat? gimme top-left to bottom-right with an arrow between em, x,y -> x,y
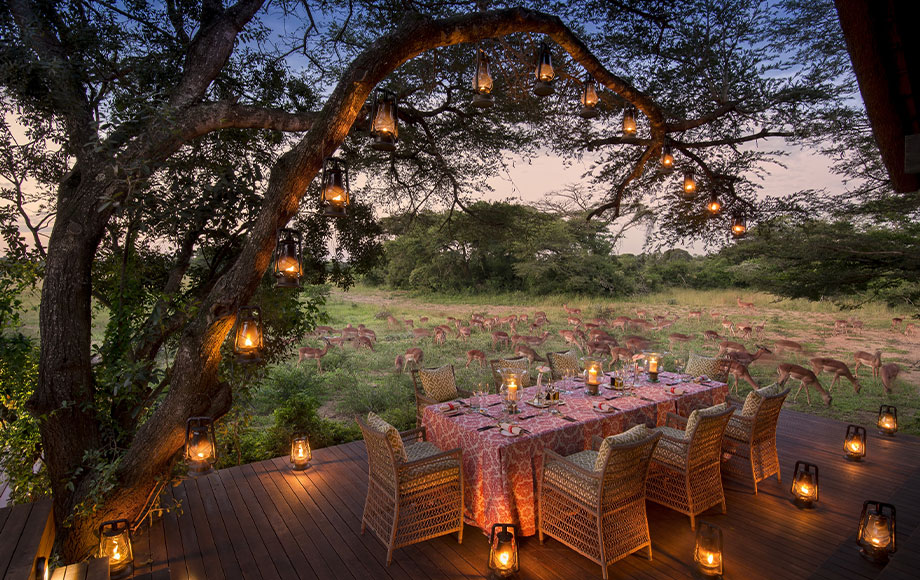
400,442 -> 462,492
543,450 -> 599,507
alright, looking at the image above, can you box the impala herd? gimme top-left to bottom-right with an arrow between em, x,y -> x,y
294,298 -> 912,407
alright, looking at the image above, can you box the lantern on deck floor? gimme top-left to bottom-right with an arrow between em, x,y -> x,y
877,405 -> 897,436
472,48 -> 494,108
98,519 -> 133,578
533,42 -> 556,96
694,521 -> 724,577
233,306 -> 264,363
488,523 -> 519,578
34,557 -> 49,580
844,424 -> 867,461
646,352 -> 661,382
273,228 -> 303,287
682,170 -> 697,199
660,144 -> 675,172
622,106 -> 637,136
499,368 -> 526,414
370,89 -> 399,151
320,157 -> 350,217
790,461 -> 819,508
290,434 -> 312,470
578,74 -> 600,119
186,416 -> 217,476
857,501 -> 896,563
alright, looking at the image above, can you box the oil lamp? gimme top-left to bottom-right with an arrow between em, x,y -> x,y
582,359 -> 603,395
646,352 -> 661,382
320,156 -> 350,217
706,193 -> 722,215
844,424 -> 867,461
578,73 -> 599,119
34,556 -> 49,580
622,106 -> 637,136
472,48 -> 494,108
290,434 -> 312,470
273,228 -> 302,287
730,214 -> 746,237
488,523 -> 519,578
185,416 -> 217,476
533,42 -> 555,96
682,170 -> 697,199
857,501 -> 896,563
877,405 -> 897,436
233,306 -> 264,363
660,143 -> 675,171
790,461 -> 819,508
370,88 -> 398,151
98,519 -> 133,578
499,368 -> 526,414
694,521 -> 723,577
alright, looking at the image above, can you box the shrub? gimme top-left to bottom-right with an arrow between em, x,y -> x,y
264,392 -> 359,457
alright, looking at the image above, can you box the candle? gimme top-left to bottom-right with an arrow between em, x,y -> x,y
649,358 -> 658,373
587,368 -> 598,385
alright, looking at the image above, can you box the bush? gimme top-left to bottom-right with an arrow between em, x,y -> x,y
336,372 -> 415,430
264,392 -> 359,457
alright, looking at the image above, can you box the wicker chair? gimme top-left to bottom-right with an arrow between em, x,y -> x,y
539,426 -> 662,580
488,356 -> 532,390
547,350 -> 581,381
646,403 -> 733,529
722,383 -> 790,494
356,415 -> 464,565
411,365 -> 471,427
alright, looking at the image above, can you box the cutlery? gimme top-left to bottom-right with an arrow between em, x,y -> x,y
519,414 -> 538,421
487,401 -> 503,407
639,396 -> 658,403
559,415 -> 577,422
477,425 -> 496,431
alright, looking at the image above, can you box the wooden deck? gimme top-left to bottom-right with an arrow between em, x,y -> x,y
124,410 -> 920,580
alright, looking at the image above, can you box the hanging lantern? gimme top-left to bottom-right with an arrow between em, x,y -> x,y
290,434 -> 312,470
533,42 -> 555,96
622,106 -> 637,136
488,523 -> 519,578
682,170 -> 697,199
877,405 -> 897,436
578,74 -> 600,119
857,501 -> 896,563
233,306 -> 264,363
694,521 -> 724,577
646,352 -> 661,382
273,228 -> 303,288
790,461 -> 819,508
320,156 -> 350,217
660,144 -> 675,171
844,424 -> 867,461
369,89 -> 399,151
730,213 -> 746,236
98,519 -> 133,578
706,193 -> 722,215
472,48 -> 494,108
185,416 -> 217,476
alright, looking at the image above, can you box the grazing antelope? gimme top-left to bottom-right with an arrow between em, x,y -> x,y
359,328 -> 377,342
405,347 -> 424,368
809,357 -> 860,393
709,311 -> 721,320
726,360 -> 761,395
458,326 -> 471,340
849,319 -> 864,331
890,317 -> 903,332
737,325 -> 753,339
726,346 -> 771,367
411,328 -> 432,342
753,320 -> 766,337
434,328 -> 447,345
327,336 -> 347,348
470,319 -> 484,331
563,303 -> 582,315
466,349 -> 486,368
342,324 -> 359,339
721,318 -> 735,336
492,331 -> 511,350
629,318 -> 654,331
419,316 -> 429,324
591,317 -> 608,327
533,311 -> 547,321
687,310 -> 702,321
523,331 -> 551,346
737,297 -> 755,311
717,340 -> 749,359
668,333 -> 693,351
313,325 -> 335,336
514,344 -> 545,363
386,315 -> 403,329
298,338 -> 330,371
833,320 -> 849,336
880,363 -> 900,394
404,319 -> 414,328
777,364 -> 831,406
558,330 -> 584,352
353,336 -> 375,351
634,308 -> 648,318
610,316 -> 630,330
906,322 -> 918,336
853,350 -> 882,379
589,328 -> 614,342
773,339 -> 805,355
586,340 -> 612,357
609,346 -> 633,364
703,330 -> 721,342
567,316 -> 582,327
624,335 -> 651,353
519,314 -> 529,322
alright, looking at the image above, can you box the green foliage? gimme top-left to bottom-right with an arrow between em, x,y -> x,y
264,393 -> 360,458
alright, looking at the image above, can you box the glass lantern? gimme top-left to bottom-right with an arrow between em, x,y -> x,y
290,434 -> 312,470
682,170 -> 697,199
730,213 -> 746,237
185,416 -> 217,476
646,352 -> 661,382
233,306 -> 264,363
844,424 -> 867,461
622,106 -> 637,136
877,405 -> 897,436
273,228 -> 302,288
320,156 -> 350,217
790,461 -> 819,508
34,557 -> 49,580
98,519 -> 133,578
472,48 -> 494,108
857,501 -> 896,563
488,523 -> 519,578
660,143 -> 675,171
579,73 -> 600,119
694,521 -> 723,577
370,88 -> 398,151
533,42 -> 555,96
582,358 -> 603,395
499,368 -> 526,414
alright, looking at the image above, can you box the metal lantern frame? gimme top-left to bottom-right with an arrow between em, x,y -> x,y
706,192 -> 722,216
844,424 -> 867,461
185,416 -> 218,476
857,501 -> 896,563
790,460 -> 819,508
488,523 -> 519,578
320,156 -> 351,218
694,520 -> 724,577
581,358 -> 603,395
877,405 -> 897,436
233,305 -> 264,363
369,88 -> 399,151
472,47 -> 494,108
499,368 -> 526,414
682,170 -> 697,199
533,41 -> 556,96
660,143 -> 675,171
646,352 -> 662,382
622,106 -> 638,136
273,228 -> 303,288
98,518 -> 134,578
578,73 -> 600,119
290,434 -> 312,470
730,213 -> 746,236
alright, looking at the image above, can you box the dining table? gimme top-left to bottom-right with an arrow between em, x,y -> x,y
422,371 -> 728,537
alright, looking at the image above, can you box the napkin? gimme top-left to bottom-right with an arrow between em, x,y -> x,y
439,402 -> 461,412
667,386 -> 687,395
592,401 -> 617,412
498,422 -> 523,435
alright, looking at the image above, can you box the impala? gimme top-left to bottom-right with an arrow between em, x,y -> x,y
809,357 -> 861,393
777,363 -> 831,406
853,350 -> 882,379
298,338 -> 330,371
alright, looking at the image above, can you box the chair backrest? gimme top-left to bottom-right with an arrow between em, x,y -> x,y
547,350 -> 580,380
686,406 -> 734,470
751,387 -> 790,442
686,352 -> 730,381
414,365 -> 458,403
597,431 -> 662,507
489,356 -> 531,389
356,415 -> 399,492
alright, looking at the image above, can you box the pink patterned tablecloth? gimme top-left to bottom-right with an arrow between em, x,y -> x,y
422,371 -> 727,536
